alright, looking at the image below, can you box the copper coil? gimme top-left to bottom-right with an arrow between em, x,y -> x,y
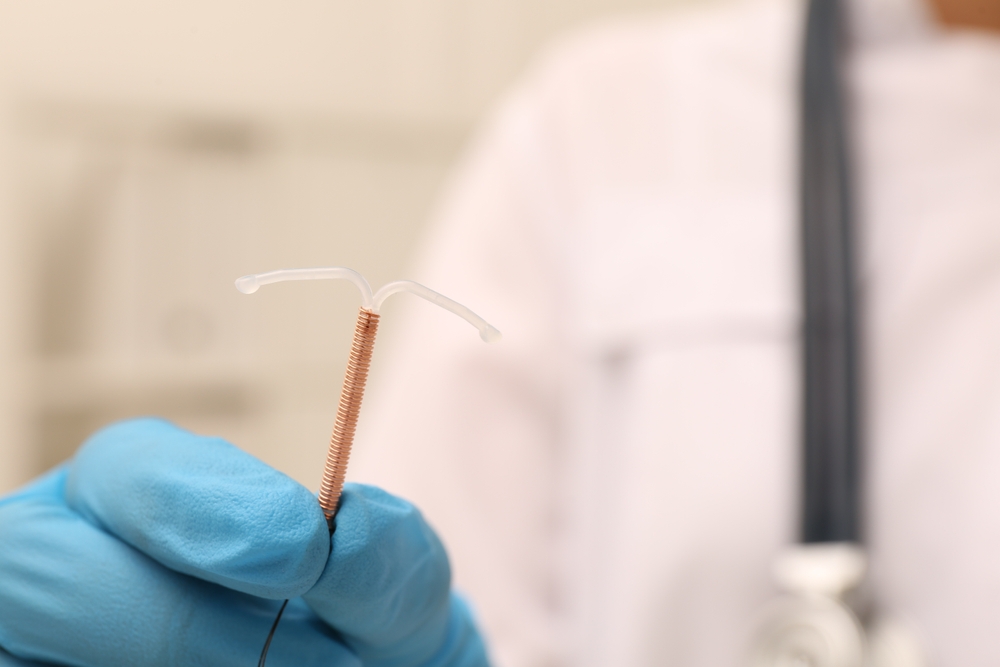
318,308 -> 380,524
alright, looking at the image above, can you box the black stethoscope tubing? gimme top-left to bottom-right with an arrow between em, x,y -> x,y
799,0 -> 861,546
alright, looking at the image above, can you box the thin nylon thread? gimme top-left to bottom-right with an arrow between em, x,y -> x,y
257,599 -> 289,667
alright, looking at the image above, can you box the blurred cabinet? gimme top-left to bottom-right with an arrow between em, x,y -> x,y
17,105 -> 459,486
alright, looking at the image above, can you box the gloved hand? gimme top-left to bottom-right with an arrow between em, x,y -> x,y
0,418 -> 490,667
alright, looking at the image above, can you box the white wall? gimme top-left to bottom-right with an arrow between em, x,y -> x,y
0,0 -> 692,493
0,64 -> 32,492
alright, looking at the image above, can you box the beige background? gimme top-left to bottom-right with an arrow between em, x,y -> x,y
0,0 -> 695,494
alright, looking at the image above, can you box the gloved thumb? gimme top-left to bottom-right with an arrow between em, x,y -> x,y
304,484 -> 488,666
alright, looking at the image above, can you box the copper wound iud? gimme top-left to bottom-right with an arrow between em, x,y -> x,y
236,267 -> 500,527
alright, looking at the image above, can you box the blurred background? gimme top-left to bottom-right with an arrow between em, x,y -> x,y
0,0 -> 698,495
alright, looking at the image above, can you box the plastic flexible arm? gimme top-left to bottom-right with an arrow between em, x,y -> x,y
236,268 -> 375,310
372,281 -> 501,343
236,267 -> 500,342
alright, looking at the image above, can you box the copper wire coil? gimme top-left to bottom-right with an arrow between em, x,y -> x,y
318,308 -> 380,522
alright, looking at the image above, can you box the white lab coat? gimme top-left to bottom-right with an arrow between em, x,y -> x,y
351,0 -> 1000,664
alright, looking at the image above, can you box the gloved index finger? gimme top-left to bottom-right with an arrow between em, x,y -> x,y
64,418 -> 330,599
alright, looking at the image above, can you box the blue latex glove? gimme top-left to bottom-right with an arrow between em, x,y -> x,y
0,418 -> 490,667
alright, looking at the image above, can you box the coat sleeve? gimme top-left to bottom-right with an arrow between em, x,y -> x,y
350,76 -> 570,667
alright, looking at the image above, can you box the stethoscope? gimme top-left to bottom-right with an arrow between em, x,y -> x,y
747,0 -> 924,664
